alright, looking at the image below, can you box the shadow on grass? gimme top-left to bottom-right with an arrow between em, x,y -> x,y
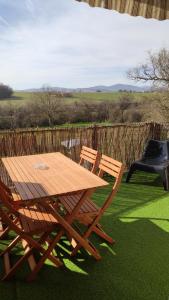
0,218 -> 169,300
92,172 -> 167,219
10,96 -> 23,101
126,170 -> 164,187
0,96 -> 23,102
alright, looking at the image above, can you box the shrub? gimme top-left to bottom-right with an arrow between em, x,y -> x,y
125,109 -> 143,122
0,83 -> 13,99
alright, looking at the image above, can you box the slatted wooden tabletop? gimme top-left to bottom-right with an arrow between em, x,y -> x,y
2,152 -> 108,201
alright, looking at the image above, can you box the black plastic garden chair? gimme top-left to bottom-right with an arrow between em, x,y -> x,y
126,139 -> 169,190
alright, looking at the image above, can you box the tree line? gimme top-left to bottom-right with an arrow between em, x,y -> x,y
0,83 -> 13,99
0,90 -> 168,130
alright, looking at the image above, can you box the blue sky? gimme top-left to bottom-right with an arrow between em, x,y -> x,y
0,0 -> 169,90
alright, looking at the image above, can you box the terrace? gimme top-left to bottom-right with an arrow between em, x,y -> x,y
0,122 -> 169,300
0,1 -> 169,299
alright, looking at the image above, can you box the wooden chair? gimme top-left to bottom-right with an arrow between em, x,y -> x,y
0,182 -> 63,281
59,154 -> 124,257
51,146 -> 99,213
0,181 -> 102,266
51,145 -> 99,215
79,146 -> 99,173
0,180 -> 18,239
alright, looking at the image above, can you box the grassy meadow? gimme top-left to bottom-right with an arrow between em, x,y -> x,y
0,91 -> 155,107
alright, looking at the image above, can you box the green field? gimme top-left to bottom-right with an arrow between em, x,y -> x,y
0,91 -> 156,107
0,92 -> 33,106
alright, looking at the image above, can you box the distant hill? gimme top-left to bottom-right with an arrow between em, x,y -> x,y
75,84 -> 150,92
20,83 -> 150,93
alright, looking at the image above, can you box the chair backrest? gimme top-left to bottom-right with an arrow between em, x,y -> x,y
79,146 -> 99,173
142,139 -> 169,162
0,179 -> 14,206
98,154 -> 124,214
0,181 -> 22,235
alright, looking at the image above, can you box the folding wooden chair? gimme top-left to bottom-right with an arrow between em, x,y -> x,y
59,154 -> 124,256
51,145 -> 100,213
0,182 -> 63,281
0,178 -> 37,239
79,146 -> 100,173
0,180 -> 18,239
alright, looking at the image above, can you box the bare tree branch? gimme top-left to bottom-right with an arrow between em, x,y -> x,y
127,48 -> 169,89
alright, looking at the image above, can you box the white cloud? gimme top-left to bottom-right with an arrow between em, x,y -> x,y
0,0 -> 168,89
25,0 -> 35,15
0,15 -> 10,26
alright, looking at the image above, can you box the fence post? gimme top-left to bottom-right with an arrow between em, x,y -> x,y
92,125 -> 98,150
149,122 -> 155,138
149,122 -> 163,140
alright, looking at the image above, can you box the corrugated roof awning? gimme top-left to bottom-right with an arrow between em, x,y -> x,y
75,0 -> 169,20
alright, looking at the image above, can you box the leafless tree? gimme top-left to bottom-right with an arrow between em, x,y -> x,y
4,102 -> 17,129
118,93 -> 133,122
33,87 -> 64,127
128,48 -> 169,89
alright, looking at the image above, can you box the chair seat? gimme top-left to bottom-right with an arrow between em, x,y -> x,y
126,139 -> 169,190
18,204 -> 58,234
59,192 -> 99,215
133,159 -> 169,172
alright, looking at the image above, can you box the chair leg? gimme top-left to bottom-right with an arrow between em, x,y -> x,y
126,164 -> 136,183
92,225 -> 115,244
26,233 -> 65,282
0,226 -> 10,239
165,168 -> 169,191
0,217 -> 19,240
47,199 -> 102,260
2,247 -> 34,281
1,235 -> 34,281
161,169 -> 169,191
71,217 -> 100,257
0,235 -> 21,257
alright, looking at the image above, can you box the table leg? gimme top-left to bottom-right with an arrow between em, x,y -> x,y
43,200 -> 101,260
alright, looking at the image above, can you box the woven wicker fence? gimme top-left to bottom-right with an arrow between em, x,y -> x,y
0,122 -> 168,169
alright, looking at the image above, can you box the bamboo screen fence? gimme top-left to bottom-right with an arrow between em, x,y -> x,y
0,122 -> 168,170
76,0 -> 169,20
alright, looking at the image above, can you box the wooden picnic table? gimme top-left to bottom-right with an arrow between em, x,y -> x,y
2,152 -> 109,260
2,152 -> 108,201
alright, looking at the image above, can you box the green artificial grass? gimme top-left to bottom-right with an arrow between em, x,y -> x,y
0,171 -> 169,300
